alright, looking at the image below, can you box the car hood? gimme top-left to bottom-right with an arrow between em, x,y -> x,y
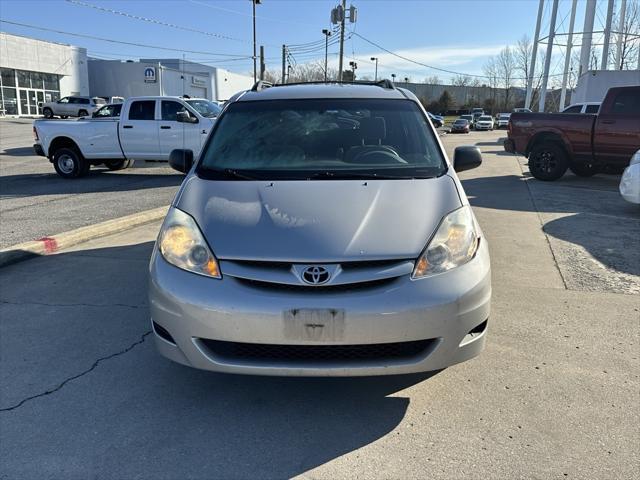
175,175 -> 462,262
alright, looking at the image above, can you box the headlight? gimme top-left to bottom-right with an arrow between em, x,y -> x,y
412,206 -> 479,279
158,207 -> 221,278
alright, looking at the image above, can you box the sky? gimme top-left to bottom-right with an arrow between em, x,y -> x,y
0,0 -> 620,84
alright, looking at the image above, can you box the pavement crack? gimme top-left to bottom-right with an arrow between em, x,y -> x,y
0,300 -> 146,309
0,331 -> 152,413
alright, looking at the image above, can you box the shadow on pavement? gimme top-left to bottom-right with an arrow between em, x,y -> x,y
1,147 -> 34,157
0,241 -> 438,478
0,170 -> 183,198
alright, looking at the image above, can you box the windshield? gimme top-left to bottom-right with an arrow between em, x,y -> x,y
454,120 -> 467,125
198,99 -> 446,180
186,99 -> 221,118
479,116 -> 492,121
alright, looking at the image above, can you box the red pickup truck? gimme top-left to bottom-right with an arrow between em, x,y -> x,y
504,86 -> 640,180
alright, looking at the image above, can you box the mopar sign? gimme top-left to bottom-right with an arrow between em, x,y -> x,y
144,67 -> 156,83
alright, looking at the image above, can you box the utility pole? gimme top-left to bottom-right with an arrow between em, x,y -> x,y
601,0 -> 615,70
252,0 -> 261,83
391,73 -> 396,83
338,0 -> 346,81
525,0 -> 544,110
579,0 -> 597,76
559,0 -> 578,111
538,0 -> 559,112
615,0 -> 627,69
259,46 -> 265,81
281,45 -> 286,84
370,57 -> 378,81
322,29 -> 332,81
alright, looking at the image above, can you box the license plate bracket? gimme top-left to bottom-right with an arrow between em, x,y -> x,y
283,308 -> 345,341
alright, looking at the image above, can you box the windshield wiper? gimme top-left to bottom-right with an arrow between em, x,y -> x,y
204,168 -> 262,180
308,171 -> 432,180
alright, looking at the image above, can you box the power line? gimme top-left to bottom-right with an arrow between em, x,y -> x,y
66,0 -> 246,43
0,19 -> 250,57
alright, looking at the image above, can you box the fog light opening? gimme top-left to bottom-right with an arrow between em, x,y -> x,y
459,319 -> 488,347
153,321 -> 177,345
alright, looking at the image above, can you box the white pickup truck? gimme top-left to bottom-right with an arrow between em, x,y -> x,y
33,96 -> 221,178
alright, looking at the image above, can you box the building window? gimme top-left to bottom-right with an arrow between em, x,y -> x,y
17,70 -> 30,88
1,68 -> 16,87
44,74 -> 59,91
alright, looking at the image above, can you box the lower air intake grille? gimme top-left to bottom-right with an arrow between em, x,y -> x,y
200,339 -> 435,363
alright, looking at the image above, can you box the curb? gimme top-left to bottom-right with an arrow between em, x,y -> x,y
0,206 -> 169,268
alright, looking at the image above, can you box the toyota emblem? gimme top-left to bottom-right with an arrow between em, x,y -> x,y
301,266 -> 331,285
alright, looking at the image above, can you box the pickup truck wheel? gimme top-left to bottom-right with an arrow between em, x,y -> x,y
78,110 -> 88,117
104,159 -> 131,171
528,143 -> 569,181
569,162 -> 598,177
53,147 -> 89,179
43,108 -> 53,119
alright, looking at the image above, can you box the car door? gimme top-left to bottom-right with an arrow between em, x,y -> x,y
87,104 -> 123,158
594,89 -> 640,167
158,100 -> 202,160
55,97 -> 71,116
120,100 -> 161,160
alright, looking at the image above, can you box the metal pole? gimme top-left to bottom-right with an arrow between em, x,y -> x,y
525,0 -> 545,110
281,45 -> 286,84
252,0 -> 257,82
560,0 -> 578,110
601,0 -> 615,69
338,0 -> 346,81
259,45 -> 265,81
322,29 -> 331,81
371,57 -> 378,81
579,0 -> 597,75
614,0 -> 627,69
539,0 -> 559,112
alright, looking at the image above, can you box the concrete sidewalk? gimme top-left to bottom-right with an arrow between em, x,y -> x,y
1,138 -> 638,479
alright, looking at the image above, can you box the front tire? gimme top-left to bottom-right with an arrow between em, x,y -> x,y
78,110 -> 88,117
104,159 -> 131,171
528,142 -> 569,181
52,147 -> 90,179
43,108 -> 53,119
569,162 -> 598,177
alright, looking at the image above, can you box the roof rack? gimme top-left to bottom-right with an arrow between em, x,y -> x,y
249,79 -> 396,91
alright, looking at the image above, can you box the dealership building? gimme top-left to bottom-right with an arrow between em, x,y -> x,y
0,31 -> 253,116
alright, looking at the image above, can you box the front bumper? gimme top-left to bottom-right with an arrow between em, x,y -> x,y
475,124 -> 492,130
148,241 -> 491,376
33,143 -> 45,157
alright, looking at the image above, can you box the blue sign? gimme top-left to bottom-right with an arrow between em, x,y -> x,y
144,67 -> 156,83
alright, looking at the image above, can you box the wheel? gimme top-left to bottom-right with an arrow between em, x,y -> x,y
61,115 -> 68,119
78,110 -> 88,117
528,142 -> 569,181
52,147 -> 90,179
43,108 -> 53,119
569,162 -> 598,177
103,159 -> 131,171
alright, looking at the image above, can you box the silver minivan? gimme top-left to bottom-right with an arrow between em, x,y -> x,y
149,81 -> 491,376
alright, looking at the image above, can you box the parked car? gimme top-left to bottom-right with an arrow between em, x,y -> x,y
149,81 -> 491,376
471,107 -> 484,116
460,114 -> 474,128
451,118 -> 470,133
504,86 -> 640,180
619,150 -> 640,204
427,112 -> 443,128
33,96 -> 219,178
495,113 -> 511,128
513,107 -> 532,113
475,115 -> 494,131
41,96 -> 107,119
472,111 -> 483,125
561,102 -> 601,114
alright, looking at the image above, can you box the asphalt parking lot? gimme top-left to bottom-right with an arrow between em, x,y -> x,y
1,124 -> 639,479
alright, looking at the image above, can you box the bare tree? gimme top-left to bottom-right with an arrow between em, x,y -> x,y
515,35 -> 533,87
482,57 -> 499,113
452,74 -> 473,86
496,46 -> 516,109
287,60 -> 338,83
424,75 -> 442,85
610,0 -> 640,69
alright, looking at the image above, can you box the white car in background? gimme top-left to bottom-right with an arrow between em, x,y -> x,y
41,96 -> 107,119
475,115 -> 494,131
495,113 -> 510,128
620,150 -> 640,204
561,102 -> 601,114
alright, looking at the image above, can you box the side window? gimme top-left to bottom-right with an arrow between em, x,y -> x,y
585,104 -> 599,114
128,100 -> 156,120
113,104 -> 122,116
68,97 -> 78,104
80,98 -> 90,104
58,97 -> 69,104
611,92 -> 640,114
161,101 -> 187,121
563,105 -> 581,114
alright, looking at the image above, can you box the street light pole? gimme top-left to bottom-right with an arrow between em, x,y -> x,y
252,0 -> 261,83
322,29 -> 331,81
370,57 -> 378,81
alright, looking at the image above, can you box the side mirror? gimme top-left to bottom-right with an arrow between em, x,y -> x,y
176,111 -> 198,124
453,146 -> 482,172
169,149 -> 194,173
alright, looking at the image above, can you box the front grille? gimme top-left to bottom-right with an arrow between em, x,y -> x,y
200,338 -> 435,363
235,276 -> 397,293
